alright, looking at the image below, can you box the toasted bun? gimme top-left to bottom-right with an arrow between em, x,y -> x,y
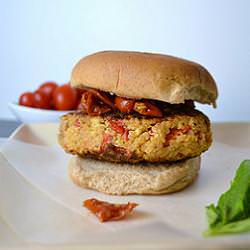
68,156 -> 200,195
71,51 -> 217,106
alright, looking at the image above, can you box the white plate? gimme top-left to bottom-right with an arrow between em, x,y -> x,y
8,102 -> 72,123
0,122 -> 250,249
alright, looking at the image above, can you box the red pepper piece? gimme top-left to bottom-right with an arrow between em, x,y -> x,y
83,198 -> 138,222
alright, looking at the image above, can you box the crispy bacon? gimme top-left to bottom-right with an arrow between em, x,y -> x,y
83,198 -> 138,222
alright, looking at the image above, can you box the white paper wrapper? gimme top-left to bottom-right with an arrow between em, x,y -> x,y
0,137 -> 250,245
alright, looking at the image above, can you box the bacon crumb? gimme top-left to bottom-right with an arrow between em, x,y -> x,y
83,198 -> 138,222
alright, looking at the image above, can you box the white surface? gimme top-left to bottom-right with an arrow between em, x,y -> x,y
8,102 -> 70,123
1,0 -> 250,122
0,123 -> 250,248
0,139 -> 7,147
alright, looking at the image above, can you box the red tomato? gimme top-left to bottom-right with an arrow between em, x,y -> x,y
83,198 -> 138,222
50,98 -> 55,109
18,92 -> 34,107
76,88 -> 85,100
115,96 -> 135,113
76,99 -> 82,110
133,101 -> 162,117
53,84 -> 77,110
39,82 -> 58,99
33,90 -> 51,109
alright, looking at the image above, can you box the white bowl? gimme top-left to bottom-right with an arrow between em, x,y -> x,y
8,102 -> 72,123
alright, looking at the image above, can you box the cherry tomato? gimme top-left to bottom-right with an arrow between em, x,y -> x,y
80,91 -> 111,115
33,90 -> 51,109
19,92 -> 34,107
87,89 -> 114,107
76,88 -> 85,99
39,81 -> 58,99
83,198 -> 138,222
50,98 -> 55,109
77,101 -> 83,110
115,96 -> 135,113
53,84 -> 77,110
133,101 -> 162,117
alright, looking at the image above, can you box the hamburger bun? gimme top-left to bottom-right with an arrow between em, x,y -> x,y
68,156 -> 200,195
71,51 -> 217,106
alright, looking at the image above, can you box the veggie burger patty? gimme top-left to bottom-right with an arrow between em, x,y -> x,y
59,109 -> 211,163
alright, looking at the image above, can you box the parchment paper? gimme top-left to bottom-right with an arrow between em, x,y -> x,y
0,138 -> 250,244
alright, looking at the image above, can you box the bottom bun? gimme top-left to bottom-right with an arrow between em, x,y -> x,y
68,156 -> 201,195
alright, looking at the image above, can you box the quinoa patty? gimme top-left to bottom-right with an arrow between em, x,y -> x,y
59,110 -> 212,163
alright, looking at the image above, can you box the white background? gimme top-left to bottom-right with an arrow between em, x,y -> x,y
1,0 -> 250,121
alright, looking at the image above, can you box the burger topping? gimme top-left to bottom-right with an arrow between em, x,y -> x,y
80,88 -> 163,117
114,96 -> 135,113
80,88 -> 194,117
81,91 -> 112,116
87,88 -> 114,107
133,101 -> 162,117
83,198 -> 138,222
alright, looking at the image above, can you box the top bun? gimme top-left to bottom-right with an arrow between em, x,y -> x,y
71,51 -> 218,106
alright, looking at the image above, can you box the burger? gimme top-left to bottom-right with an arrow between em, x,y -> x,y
58,51 -> 217,195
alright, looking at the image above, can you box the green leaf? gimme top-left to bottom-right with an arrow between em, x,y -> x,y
218,160 -> 250,224
204,218 -> 250,236
206,204 -> 221,228
204,160 -> 250,237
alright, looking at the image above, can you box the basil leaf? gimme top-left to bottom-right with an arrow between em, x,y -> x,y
204,160 -> 250,237
204,218 -> 250,236
206,204 -> 221,227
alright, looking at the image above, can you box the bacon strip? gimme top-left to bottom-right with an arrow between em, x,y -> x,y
83,198 -> 138,222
